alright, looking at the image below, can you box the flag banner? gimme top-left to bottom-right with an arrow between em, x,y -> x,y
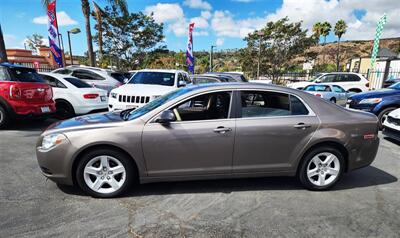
369,13 -> 387,89
47,0 -> 63,67
186,23 -> 195,74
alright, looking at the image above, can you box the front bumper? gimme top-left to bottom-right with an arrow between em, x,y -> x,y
36,136 -> 75,185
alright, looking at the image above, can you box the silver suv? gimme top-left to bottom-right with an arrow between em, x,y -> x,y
52,66 -> 127,93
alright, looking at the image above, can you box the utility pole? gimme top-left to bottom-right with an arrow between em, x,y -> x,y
0,24 -> 8,63
210,45 -> 216,72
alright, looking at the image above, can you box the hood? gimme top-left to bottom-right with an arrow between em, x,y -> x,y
45,112 -> 123,133
350,88 -> 399,100
112,84 -> 175,96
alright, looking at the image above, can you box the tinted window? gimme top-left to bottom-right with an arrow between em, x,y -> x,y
41,75 -> 66,88
129,72 -> 175,86
72,69 -> 104,80
194,77 -> 220,84
110,72 -> 126,83
304,85 -> 331,92
240,91 -> 290,117
319,74 -> 335,82
332,85 -> 345,93
54,69 -> 72,74
335,74 -> 360,82
8,67 -> 45,83
172,91 -> 232,121
64,77 -> 92,88
240,91 -> 309,117
290,95 -> 309,115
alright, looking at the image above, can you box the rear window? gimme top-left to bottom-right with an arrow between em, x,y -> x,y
129,72 -> 175,86
64,77 -> 92,88
110,72 -> 126,83
8,67 -> 45,83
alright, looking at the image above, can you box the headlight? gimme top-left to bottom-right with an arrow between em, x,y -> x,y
359,98 -> 382,104
111,92 -> 117,99
41,134 -> 67,150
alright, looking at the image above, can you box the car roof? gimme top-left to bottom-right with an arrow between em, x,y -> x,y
183,82 -> 303,94
136,69 -> 187,73
0,62 -> 33,69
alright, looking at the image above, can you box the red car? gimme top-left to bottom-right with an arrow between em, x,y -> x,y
0,63 -> 56,129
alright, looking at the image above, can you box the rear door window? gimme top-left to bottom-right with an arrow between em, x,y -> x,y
72,69 -> 104,80
332,85 -> 346,93
64,77 -> 92,88
239,91 -> 309,118
0,67 -> 8,81
41,75 -> 67,88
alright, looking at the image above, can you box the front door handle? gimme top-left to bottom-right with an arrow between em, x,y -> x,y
213,126 -> 232,134
293,123 -> 311,129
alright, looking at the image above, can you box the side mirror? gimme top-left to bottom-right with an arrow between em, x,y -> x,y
123,78 -> 129,84
178,80 -> 187,87
315,79 -> 321,83
155,110 -> 176,124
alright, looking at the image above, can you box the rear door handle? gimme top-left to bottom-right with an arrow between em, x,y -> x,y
293,123 -> 311,129
213,126 -> 232,134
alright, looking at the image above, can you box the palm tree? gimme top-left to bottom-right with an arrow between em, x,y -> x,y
321,21 -> 331,64
42,0 -> 127,67
312,22 -> 323,43
0,24 -> 8,63
334,20 -> 347,71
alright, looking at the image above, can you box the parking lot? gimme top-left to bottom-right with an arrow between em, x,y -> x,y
0,120 -> 399,237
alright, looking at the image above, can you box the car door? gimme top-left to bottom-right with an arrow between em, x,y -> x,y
233,90 -> 319,173
142,90 -> 235,177
332,85 -> 347,106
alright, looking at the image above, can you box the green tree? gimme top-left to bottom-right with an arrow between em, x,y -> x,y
321,21 -> 331,64
240,17 -> 316,83
312,22 -> 323,43
25,33 -> 46,51
93,5 -> 164,70
42,0 -> 127,67
334,19 -> 347,71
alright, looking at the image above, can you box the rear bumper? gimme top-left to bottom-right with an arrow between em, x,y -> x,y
347,136 -> 380,171
74,103 -> 108,115
10,101 -> 56,117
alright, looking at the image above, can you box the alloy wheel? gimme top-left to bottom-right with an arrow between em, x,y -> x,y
83,155 -> 126,194
306,152 -> 340,187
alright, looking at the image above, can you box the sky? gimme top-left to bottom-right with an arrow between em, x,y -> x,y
1,0 -> 399,56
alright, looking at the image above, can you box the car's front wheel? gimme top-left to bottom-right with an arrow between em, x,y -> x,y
298,146 -> 344,190
377,107 -> 396,130
76,149 -> 136,198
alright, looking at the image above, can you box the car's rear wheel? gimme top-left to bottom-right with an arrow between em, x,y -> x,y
298,146 -> 344,190
0,106 -> 10,129
377,107 -> 396,130
330,98 -> 336,104
55,100 -> 75,120
76,149 -> 136,198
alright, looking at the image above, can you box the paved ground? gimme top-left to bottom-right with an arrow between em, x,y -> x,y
0,120 -> 399,238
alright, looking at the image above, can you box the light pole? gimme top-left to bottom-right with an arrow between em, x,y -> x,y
67,28 -> 81,65
256,31 -> 264,80
210,45 -> 216,72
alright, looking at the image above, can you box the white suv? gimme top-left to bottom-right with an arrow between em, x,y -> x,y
108,69 -> 190,111
287,72 -> 369,93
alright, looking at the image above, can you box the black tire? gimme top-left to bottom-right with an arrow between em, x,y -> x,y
330,97 -> 336,104
76,148 -> 136,198
0,105 -> 10,129
55,100 -> 75,119
377,107 -> 397,130
298,146 -> 345,191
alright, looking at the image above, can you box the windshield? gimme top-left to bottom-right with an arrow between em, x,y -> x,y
389,82 -> 400,90
129,72 -> 175,86
9,67 -> 45,83
125,88 -> 191,121
64,77 -> 92,88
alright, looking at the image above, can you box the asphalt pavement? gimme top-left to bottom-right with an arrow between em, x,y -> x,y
0,120 -> 399,237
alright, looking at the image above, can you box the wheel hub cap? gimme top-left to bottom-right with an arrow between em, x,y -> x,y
307,152 -> 340,187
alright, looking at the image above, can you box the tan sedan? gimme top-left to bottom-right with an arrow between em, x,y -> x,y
36,83 -> 380,197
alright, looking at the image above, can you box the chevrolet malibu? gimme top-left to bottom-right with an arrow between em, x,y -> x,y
36,83 -> 380,198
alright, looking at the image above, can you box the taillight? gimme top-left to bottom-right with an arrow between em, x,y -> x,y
83,93 -> 99,99
315,93 -> 322,97
9,85 -> 22,99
